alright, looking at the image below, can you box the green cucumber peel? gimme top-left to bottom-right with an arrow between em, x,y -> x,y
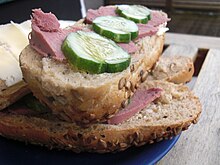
62,31 -> 131,74
116,5 -> 151,24
92,16 -> 138,43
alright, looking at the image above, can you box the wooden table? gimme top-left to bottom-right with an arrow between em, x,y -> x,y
157,32 -> 220,165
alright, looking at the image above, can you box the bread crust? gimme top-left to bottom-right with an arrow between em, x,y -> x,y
0,50 -> 194,112
150,56 -> 194,83
0,81 -> 30,110
0,81 -> 201,153
20,35 -> 164,125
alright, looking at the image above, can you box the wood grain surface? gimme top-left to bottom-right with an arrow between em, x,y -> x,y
158,49 -> 220,165
163,44 -> 198,61
165,33 -> 220,49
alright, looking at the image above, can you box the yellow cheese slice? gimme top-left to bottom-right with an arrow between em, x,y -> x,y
0,22 -> 29,61
11,20 -> 31,38
0,46 -> 23,87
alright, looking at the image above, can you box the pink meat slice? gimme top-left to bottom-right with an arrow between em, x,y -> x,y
30,9 -> 83,61
117,41 -> 138,54
98,6 -> 117,16
32,9 -> 60,32
148,11 -> 171,27
30,24 -> 66,60
108,88 -> 163,125
137,24 -> 158,38
85,6 -> 117,23
85,9 -> 99,24
137,11 -> 170,38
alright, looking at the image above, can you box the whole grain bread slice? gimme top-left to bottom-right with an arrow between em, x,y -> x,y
0,80 -> 201,153
0,54 -> 193,111
20,34 -> 164,125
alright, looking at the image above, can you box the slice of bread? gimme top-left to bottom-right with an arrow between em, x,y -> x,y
20,34 -> 164,125
0,54 -> 193,111
0,81 -> 29,110
0,80 -> 201,153
148,56 -> 194,83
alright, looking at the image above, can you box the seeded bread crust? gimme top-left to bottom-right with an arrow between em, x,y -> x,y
20,34 -> 164,125
0,80 -> 201,153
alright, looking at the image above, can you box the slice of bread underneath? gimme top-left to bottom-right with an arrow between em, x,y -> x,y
0,81 -> 29,110
20,34 -> 164,125
0,80 -> 201,153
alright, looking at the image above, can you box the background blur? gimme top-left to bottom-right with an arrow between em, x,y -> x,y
0,0 -> 82,23
0,0 -> 220,37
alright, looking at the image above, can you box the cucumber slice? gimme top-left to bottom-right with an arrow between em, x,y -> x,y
93,16 -> 138,43
117,5 -> 151,24
62,31 -> 130,74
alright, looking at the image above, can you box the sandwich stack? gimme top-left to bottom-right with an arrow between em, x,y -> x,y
0,5 -> 201,153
